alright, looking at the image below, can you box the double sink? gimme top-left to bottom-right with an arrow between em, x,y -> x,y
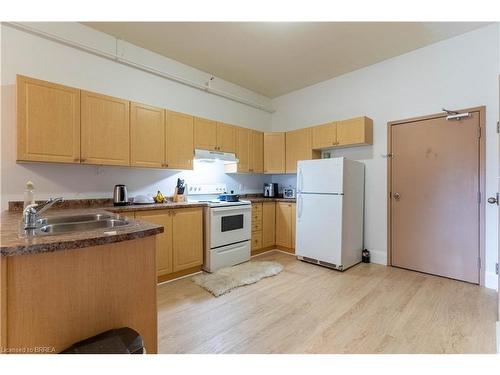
26,213 -> 130,236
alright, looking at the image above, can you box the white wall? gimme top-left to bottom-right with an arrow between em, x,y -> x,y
0,23 -> 272,208
271,24 -> 500,289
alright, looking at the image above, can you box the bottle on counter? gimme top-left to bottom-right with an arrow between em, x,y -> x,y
23,181 -> 35,210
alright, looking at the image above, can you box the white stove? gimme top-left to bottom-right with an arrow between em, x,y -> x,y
188,184 -> 251,272
187,184 -> 250,207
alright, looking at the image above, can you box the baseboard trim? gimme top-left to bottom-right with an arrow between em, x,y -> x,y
157,266 -> 202,285
485,271 -> 498,290
275,245 -> 295,254
251,246 -> 275,256
251,248 -> 296,258
370,249 -> 387,265
497,321 -> 500,354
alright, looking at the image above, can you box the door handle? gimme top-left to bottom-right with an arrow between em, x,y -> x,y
393,192 -> 401,201
487,193 -> 499,205
298,195 -> 303,219
298,169 -> 304,193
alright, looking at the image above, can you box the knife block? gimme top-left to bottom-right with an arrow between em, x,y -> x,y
172,187 -> 186,203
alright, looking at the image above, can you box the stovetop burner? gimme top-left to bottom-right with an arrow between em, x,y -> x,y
187,184 -> 250,207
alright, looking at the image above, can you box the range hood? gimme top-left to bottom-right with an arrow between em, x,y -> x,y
194,149 -> 238,163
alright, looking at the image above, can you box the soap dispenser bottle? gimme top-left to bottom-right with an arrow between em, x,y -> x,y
23,181 -> 35,210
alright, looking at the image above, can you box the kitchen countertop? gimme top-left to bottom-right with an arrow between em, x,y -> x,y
1,196 -> 295,257
0,207 -> 165,257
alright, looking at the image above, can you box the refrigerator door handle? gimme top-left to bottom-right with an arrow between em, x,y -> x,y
298,168 -> 303,193
298,194 -> 303,219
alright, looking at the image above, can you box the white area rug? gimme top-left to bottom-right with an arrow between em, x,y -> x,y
192,261 -> 283,297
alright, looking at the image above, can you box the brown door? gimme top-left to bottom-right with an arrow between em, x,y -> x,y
390,111 -> 481,283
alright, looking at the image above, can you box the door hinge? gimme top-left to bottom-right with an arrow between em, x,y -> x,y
497,121 -> 500,134
477,127 -> 481,138
496,262 -> 499,275
478,191 -> 481,204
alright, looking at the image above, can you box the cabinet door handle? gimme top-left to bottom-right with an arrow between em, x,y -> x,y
81,158 -> 87,162
74,158 -> 80,162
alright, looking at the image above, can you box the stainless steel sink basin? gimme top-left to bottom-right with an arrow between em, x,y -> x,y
38,218 -> 129,235
21,212 -> 130,236
36,213 -> 112,226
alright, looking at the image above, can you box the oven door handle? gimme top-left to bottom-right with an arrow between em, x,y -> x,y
210,206 -> 251,213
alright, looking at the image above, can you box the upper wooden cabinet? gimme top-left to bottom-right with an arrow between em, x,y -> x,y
226,128 -> 264,174
312,122 -> 337,149
166,111 -> 194,170
81,90 -> 130,166
336,116 -> 373,147
194,118 -> 237,153
194,117 -> 218,151
16,76 -> 373,173
17,75 -> 81,163
235,127 -> 250,172
130,102 -> 166,168
264,132 -> 286,174
249,130 -> 264,173
216,122 -> 237,153
285,128 -> 320,173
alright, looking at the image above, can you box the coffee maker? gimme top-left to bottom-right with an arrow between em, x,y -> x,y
263,183 -> 278,198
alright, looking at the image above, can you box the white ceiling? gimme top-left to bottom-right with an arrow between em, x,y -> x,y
83,22 -> 488,98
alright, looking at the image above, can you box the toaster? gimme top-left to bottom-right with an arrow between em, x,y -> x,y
283,187 -> 295,199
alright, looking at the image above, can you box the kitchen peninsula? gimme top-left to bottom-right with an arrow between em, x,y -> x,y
0,201 -> 167,354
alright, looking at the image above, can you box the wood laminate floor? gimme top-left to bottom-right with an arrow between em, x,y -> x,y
157,251 -> 497,353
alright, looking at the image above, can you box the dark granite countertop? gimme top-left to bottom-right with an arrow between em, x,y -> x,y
2,196 -> 295,257
0,207 -> 166,257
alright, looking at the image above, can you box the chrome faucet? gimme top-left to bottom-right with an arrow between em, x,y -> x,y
23,197 -> 64,229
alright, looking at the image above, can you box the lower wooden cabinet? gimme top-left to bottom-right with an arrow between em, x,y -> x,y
251,203 -> 263,253
262,202 -> 276,248
275,202 -> 296,252
135,209 -> 173,276
135,207 -> 203,280
251,201 -> 294,254
171,208 -> 203,272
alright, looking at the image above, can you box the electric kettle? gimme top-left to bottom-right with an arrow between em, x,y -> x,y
113,184 -> 128,206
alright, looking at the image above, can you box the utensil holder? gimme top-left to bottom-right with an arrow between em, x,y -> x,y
173,187 -> 186,203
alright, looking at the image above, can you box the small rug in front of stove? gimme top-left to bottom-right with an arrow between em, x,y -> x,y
192,261 -> 283,297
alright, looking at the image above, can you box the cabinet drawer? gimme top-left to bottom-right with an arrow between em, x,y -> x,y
252,221 -> 262,232
252,203 -> 263,212
252,211 -> 262,221
252,231 -> 262,250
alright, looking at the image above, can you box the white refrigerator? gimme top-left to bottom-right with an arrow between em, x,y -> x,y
296,157 -> 365,271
